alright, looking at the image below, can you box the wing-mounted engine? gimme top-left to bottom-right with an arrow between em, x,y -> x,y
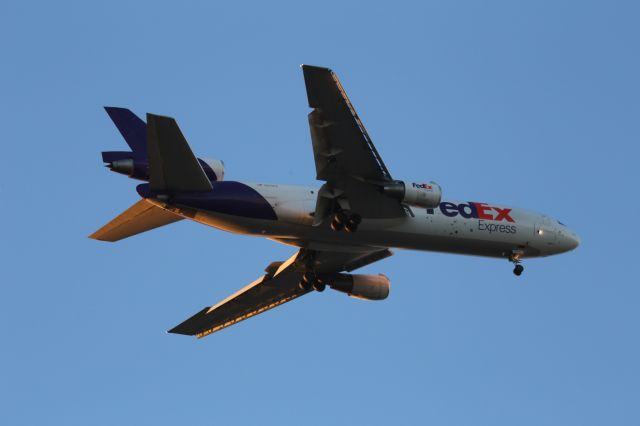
328,273 -> 390,301
300,272 -> 391,300
298,271 -> 390,300
383,180 -> 442,208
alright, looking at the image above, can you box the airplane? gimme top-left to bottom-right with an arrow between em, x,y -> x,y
91,65 -> 580,338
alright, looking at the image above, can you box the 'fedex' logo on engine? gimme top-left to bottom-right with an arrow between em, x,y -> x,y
412,182 -> 433,190
427,201 -> 515,222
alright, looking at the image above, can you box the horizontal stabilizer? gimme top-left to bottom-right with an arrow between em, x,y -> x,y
147,114 -> 213,192
90,199 -> 183,242
101,150 -> 134,163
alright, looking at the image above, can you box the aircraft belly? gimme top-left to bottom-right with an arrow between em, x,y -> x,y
313,219 -> 531,258
189,210 -> 286,235
400,215 -> 537,257
169,185 -> 542,259
188,211 -> 536,259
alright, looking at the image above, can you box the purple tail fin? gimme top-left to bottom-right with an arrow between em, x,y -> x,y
104,107 -> 147,158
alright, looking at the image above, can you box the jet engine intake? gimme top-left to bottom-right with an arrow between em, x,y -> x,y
383,180 -> 442,208
329,273 -> 390,301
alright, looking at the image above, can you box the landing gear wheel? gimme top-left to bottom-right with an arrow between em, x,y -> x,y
299,272 -> 316,290
513,264 -> 524,276
298,280 -> 311,290
508,249 -> 525,277
312,280 -> 326,292
344,214 -> 362,233
330,211 -> 348,232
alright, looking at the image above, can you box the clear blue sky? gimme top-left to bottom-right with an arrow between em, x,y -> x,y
2,1 -> 638,424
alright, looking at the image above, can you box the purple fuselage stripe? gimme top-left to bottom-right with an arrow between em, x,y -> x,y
137,181 -> 277,220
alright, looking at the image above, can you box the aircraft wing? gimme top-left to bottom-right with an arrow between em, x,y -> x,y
302,65 -> 406,221
89,199 -> 183,242
168,247 -> 392,338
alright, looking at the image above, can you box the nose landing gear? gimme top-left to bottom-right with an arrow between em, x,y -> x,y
508,250 -> 525,276
513,264 -> 524,276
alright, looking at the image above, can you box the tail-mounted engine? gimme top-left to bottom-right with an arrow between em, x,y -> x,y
383,180 -> 442,208
105,155 -> 225,182
198,158 -> 225,182
102,107 -> 225,183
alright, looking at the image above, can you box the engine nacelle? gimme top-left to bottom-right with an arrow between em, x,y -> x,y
383,180 -> 442,208
105,155 -> 224,182
108,158 -> 149,181
329,273 -> 390,301
199,158 -> 225,181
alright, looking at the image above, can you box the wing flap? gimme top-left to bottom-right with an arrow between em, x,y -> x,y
89,199 -> 183,242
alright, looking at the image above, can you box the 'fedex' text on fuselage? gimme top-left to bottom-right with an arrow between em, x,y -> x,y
427,202 -> 515,222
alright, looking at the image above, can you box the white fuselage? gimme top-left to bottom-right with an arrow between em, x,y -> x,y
162,182 -> 580,260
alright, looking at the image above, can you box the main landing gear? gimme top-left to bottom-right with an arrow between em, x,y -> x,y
330,211 -> 362,232
299,272 -> 326,292
508,251 -> 524,276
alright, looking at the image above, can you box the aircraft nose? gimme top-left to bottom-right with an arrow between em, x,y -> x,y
564,230 -> 581,251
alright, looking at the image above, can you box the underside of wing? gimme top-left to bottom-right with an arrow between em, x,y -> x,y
168,268 -> 309,338
303,65 -> 392,183
169,248 -> 393,338
89,199 -> 183,242
301,65 -> 406,220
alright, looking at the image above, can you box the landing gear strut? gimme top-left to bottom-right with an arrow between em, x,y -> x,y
312,281 -> 326,292
508,251 -> 524,276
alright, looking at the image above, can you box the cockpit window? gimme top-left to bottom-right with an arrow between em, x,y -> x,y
557,220 -> 566,226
